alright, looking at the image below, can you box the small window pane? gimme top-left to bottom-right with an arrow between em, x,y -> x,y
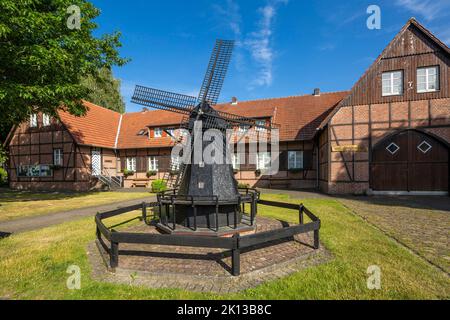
148,157 -> 159,171
30,114 -> 37,127
126,158 -> 136,171
43,114 -> 51,126
288,151 -> 304,170
417,67 -> 439,93
54,149 -> 63,166
154,128 -> 162,138
382,71 -> 403,96
418,83 -> 427,92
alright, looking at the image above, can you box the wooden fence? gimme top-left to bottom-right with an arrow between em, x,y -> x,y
95,200 -> 320,276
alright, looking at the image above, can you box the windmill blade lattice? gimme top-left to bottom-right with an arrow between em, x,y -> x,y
131,85 -> 198,115
198,40 -> 235,106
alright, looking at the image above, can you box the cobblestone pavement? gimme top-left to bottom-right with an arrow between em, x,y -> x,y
339,196 -> 450,274
88,217 -> 331,293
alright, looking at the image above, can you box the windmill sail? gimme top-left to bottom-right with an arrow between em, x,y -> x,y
198,40 -> 235,106
131,86 -> 197,115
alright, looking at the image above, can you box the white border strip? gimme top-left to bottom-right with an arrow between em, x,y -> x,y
114,114 -> 123,149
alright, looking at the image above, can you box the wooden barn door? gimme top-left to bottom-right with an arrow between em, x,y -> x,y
371,130 -> 448,192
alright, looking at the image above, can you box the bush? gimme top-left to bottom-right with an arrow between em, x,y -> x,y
146,170 -> 157,178
238,182 -> 250,189
0,168 -> 7,185
151,179 -> 167,193
122,169 -> 135,177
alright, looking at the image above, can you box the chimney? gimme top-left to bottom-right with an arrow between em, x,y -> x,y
231,97 -> 238,105
313,88 -> 320,96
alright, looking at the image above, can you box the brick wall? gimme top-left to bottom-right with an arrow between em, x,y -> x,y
323,98 -> 450,194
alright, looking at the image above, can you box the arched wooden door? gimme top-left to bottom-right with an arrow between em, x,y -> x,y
371,130 -> 449,192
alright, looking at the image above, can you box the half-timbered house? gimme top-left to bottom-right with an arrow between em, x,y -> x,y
4,19 -> 450,194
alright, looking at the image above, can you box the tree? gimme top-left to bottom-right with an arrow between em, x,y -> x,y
81,67 -> 125,113
0,0 -> 129,128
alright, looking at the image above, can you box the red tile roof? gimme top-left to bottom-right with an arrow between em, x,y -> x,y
273,91 -> 349,140
58,92 -> 348,149
58,100 -> 122,149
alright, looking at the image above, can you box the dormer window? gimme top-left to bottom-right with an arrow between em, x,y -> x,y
382,71 -> 403,96
239,125 -> 250,133
30,114 -> 38,127
255,120 -> 267,132
417,66 -> 439,93
154,128 -> 162,138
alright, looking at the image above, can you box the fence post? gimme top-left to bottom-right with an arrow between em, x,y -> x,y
110,241 -> 119,268
314,229 -> 320,249
142,202 -> 147,224
96,225 -> 101,240
231,233 -> 241,276
299,204 -> 304,225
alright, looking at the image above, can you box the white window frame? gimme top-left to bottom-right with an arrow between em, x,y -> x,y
256,152 -> 271,171
17,164 -> 53,177
126,157 -> 136,171
30,114 -> 38,127
43,114 -> 51,126
417,66 -> 439,93
53,149 -> 63,166
255,120 -> 267,132
288,151 -> 304,170
239,125 -> 250,133
154,128 -> 162,138
382,71 -> 403,96
148,156 -> 159,171
232,154 -> 240,170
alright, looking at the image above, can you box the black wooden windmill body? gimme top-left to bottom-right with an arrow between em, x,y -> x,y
132,40 -> 273,233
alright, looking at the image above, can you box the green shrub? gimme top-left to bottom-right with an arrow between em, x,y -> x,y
146,170 -> 157,178
0,168 -> 7,185
122,169 -> 135,176
151,179 -> 167,193
238,182 -> 250,189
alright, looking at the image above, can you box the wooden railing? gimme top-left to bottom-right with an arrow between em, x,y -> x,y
95,200 -> 320,276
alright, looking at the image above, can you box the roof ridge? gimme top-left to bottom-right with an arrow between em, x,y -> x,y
81,100 -> 122,115
216,90 -> 350,105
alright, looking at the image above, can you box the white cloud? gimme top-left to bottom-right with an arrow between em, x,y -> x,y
395,0 -> 450,21
245,0 -> 288,88
212,0 -> 242,37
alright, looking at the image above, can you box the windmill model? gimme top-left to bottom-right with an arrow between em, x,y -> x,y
131,40 -> 274,235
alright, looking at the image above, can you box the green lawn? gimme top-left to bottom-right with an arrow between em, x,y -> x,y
0,189 -> 152,222
0,194 -> 448,300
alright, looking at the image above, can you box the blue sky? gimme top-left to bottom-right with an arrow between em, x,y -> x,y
91,0 -> 450,113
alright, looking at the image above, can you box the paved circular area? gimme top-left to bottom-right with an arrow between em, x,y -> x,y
88,217 -> 331,293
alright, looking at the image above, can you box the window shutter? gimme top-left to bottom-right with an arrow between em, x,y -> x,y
120,158 -> 126,172
136,157 -> 147,172
246,152 -> 257,171
159,156 -> 170,171
279,151 -> 288,171
303,150 -> 313,169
